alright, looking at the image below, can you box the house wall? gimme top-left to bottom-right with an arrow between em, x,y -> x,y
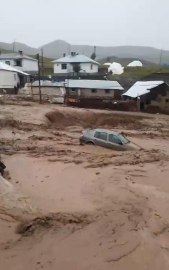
22,59 -> 38,72
0,58 -> 38,72
0,70 -> 19,89
151,93 -> 169,111
54,63 -> 98,74
81,88 -> 114,98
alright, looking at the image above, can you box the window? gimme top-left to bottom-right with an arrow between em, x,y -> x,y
166,99 -> 169,103
14,59 -> 22,67
94,131 -> 108,141
109,134 -> 121,145
91,89 -> 97,93
14,74 -> 17,81
61,64 -> 67,70
105,89 -> 110,94
71,88 -> 76,92
5,61 -> 10,65
91,64 -> 93,70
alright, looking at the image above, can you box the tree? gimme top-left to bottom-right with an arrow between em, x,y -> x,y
73,64 -> 81,74
91,52 -> 96,60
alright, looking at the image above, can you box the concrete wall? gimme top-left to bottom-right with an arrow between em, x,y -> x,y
32,86 -> 65,96
81,88 -> 114,98
0,70 -> 19,88
54,63 -> 98,74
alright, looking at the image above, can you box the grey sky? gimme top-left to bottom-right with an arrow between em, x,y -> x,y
0,0 -> 168,49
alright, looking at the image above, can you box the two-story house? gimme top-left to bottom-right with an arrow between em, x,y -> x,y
52,52 -> 99,74
0,51 -> 38,74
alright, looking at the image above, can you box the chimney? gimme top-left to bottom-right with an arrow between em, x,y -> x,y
71,52 -> 76,57
18,50 -> 23,56
63,53 -> 66,57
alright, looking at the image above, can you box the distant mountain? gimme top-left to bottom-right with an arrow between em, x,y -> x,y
98,56 -> 157,67
0,39 -> 168,65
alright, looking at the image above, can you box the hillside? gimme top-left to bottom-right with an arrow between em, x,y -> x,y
98,56 -> 157,67
0,40 -> 169,65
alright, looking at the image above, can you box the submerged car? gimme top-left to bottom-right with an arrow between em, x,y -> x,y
80,128 -> 138,151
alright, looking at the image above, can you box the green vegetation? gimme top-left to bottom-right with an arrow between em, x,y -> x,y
108,66 -> 169,80
31,55 -> 53,75
72,64 -> 81,74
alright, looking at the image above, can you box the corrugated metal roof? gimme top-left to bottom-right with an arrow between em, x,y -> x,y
0,61 -> 29,75
0,53 -> 37,62
66,80 -> 123,90
52,54 -> 99,65
123,81 -> 165,98
32,80 -> 65,87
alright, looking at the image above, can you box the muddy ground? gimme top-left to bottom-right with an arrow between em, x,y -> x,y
1,102 -> 169,270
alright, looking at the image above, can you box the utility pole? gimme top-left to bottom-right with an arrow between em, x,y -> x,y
13,39 -> 16,52
159,48 -> 163,66
36,53 -> 42,104
41,48 -> 44,76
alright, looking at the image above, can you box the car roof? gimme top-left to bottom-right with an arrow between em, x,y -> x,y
91,128 -> 119,135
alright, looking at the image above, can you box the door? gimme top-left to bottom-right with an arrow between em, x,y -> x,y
94,131 -> 108,148
108,134 -> 123,151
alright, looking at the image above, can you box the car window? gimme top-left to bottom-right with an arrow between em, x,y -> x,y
118,134 -> 129,144
109,134 -> 121,145
94,131 -> 108,141
94,131 -> 100,138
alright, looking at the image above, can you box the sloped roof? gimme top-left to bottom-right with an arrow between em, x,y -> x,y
53,54 -> 99,65
0,61 -> 29,75
66,80 -> 123,90
0,53 -> 37,62
123,81 -> 165,98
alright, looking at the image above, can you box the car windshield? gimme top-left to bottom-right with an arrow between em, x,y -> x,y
118,134 -> 129,145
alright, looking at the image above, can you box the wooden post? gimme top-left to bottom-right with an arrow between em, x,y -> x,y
36,53 -> 42,104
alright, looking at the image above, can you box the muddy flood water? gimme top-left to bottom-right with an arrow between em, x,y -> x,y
1,102 -> 169,270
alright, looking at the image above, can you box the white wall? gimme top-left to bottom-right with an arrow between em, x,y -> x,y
0,70 -> 19,88
54,62 -> 98,74
0,58 -> 38,72
80,63 -> 98,73
22,59 -> 38,72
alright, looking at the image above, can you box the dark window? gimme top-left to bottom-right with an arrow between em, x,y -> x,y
91,64 -> 93,70
166,99 -> 169,103
94,131 -> 107,141
146,100 -> 151,105
5,60 -> 10,65
109,134 -> 121,145
61,64 -> 67,70
14,59 -> 22,67
91,89 -> 97,93
105,89 -> 110,94
71,88 -> 76,92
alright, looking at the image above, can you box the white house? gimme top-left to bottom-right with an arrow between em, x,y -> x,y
0,61 -> 29,94
52,52 -> 99,74
0,51 -> 38,74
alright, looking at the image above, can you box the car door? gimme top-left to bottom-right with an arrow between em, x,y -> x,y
108,134 -> 124,151
94,131 -> 108,148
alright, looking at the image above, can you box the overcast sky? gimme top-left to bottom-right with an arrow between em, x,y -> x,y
0,0 -> 168,49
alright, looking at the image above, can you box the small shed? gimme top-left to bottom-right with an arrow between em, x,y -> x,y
65,79 -> 124,106
123,81 -> 169,112
31,80 -> 65,103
